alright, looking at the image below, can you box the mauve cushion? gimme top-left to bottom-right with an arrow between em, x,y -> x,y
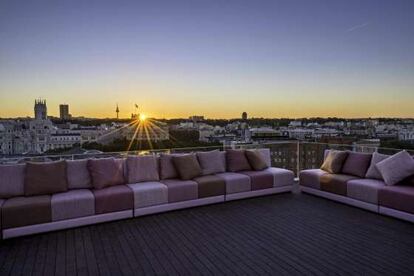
126,155 -> 159,183
67,160 -> 92,189
376,150 -> 414,186
226,149 -> 252,172
257,148 -> 271,167
196,150 -> 226,175
320,150 -> 348,174
0,164 -> 25,198
25,160 -> 68,196
245,150 -> 269,171
172,154 -> 202,180
87,158 -> 125,189
159,154 -> 181,180
341,152 -> 372,178
365,152 -> 390,180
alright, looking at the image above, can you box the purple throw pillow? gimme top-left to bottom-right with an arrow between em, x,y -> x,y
159,153 -> 182,180
25,160 -> 68,196
0,164 -> 25,198
226,149 -> 252,172
67,159 -> 92,189
341,152 -> 372,178
196,150 -> 226,175
376,150 -> 414,186
88,158 -> 125,189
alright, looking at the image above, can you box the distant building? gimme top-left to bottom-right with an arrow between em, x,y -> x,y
242,112 -> 247,120
189,116 -> 204,122
59,104 -> 71,120
34,99 -> 47,120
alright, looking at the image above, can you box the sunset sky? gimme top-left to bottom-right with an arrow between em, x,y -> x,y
0,0 -> 413,119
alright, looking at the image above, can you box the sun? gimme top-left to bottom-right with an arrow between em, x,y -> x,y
139,113 -> 147,121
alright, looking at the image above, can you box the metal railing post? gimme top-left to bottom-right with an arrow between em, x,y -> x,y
296,140 -> 300,178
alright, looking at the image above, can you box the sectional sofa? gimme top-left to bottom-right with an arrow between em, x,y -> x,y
0,148 -> 294,239
299,150 -> 414,223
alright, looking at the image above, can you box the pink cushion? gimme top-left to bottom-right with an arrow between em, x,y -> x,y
87,158 -> 125,189
126,155 -> 159,183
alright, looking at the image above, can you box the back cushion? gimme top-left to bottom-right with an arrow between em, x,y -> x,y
172,154 -> 202,180
320,150 -> 348,174
126,155 -> 159,183
25,160 -> 68,196
226,149 -> 252,172
0,164 -> 25,198
67,160 -> 92,189
365,152 -> 389,180
341,152 -> 372,178
159,154 -> 181,180
256,148 -> 271,167
87,158 -> 125,189
196,150 -> 226,175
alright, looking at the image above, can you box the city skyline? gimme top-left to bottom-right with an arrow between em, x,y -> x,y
1,0 -> 414,119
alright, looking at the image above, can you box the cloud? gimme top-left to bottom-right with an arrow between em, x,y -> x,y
346,22 -> 371,33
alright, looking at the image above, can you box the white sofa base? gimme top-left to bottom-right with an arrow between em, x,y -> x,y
300,186 -> 378,213
226,186 -> 292,201
2,210 -> 133,239
379,206 -> 414,223
134,195 -> 225,217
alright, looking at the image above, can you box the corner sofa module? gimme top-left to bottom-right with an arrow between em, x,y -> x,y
2,195 -> 51,229
193,175 -> 226,198
319,174 -> 359,196
127,182 -> 168,209
161,179 -> 198,203
263,167 -> 295,187
51,189 -> 95,221
93,185 -> 134,214
299,169 -> 329,190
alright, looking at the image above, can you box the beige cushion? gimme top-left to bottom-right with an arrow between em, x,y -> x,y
320,150 -> 348,174
24,160 -> 68,196
172,154 -> 202,180
245,150 -> 269,171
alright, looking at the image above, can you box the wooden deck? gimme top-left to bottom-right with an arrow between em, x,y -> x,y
1,193 -> 413,275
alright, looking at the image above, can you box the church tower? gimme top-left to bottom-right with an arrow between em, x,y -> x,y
34,99 -> 47,120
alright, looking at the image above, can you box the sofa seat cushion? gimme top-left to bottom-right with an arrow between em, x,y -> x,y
2,195 -> 51,229
93,185 -> 133,214
239,170 -> 273,190
299,169 -> 329,190
379,185 -> 414,214
161,179 -> 198,203
51,189 -> 95,221
215,172 -> 251,194
127,182 -> 168,209
0,164 -> 25,198
347,179 -> 386,204
263,167 -> 294,187
320,174 -> 359,196
193,175 -> 226,198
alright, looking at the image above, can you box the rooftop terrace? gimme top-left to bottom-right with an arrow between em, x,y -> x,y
1,192 -> 413,275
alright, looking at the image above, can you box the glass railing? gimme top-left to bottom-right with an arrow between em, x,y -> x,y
1,142 -> 413,177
